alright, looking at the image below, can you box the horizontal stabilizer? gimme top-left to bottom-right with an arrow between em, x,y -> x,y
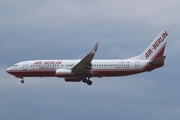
150,56 -> 166,64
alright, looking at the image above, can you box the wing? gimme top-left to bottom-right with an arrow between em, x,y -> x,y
72,43 -> 98,75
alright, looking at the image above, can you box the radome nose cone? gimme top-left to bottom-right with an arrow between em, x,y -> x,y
6,68 -> 11,73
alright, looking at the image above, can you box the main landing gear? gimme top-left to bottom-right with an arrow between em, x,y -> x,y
87,80 -> 92,85
82,77 -> 92,86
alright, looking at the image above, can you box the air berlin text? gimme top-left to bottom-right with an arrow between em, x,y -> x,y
146,31 -> 168,59
33,61 -> 62,65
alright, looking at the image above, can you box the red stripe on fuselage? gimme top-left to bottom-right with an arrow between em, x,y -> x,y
8,70 -> 55,78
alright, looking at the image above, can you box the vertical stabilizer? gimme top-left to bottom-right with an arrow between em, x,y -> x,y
130,29 -> 169,62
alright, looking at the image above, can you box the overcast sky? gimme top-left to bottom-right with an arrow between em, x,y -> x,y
1,0 -> 180,120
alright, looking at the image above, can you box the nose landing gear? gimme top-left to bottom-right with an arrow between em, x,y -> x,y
21,80 -> 24,84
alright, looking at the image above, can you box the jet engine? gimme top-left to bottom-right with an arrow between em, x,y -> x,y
56,69 -> 72,77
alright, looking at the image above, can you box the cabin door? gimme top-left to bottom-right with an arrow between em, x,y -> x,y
23,62 -> 28,70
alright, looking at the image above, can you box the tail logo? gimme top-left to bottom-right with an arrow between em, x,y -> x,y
146,31 -> 168,59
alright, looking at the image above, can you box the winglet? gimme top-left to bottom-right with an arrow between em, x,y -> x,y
91,43 -> 99,53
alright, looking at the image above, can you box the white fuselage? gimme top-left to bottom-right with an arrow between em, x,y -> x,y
6,59 -> 159,78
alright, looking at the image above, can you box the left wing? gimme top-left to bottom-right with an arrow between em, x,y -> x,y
72,43 -> 98,75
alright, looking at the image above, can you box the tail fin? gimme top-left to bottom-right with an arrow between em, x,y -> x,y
130,29 -> 169,62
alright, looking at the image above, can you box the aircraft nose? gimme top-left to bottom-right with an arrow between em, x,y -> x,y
6,67 -> 12,73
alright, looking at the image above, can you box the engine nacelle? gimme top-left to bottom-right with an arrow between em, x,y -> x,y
65,78 -> 81,82
56,69 -> 72,77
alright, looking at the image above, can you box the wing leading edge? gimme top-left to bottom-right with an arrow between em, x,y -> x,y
72,43 -> 99,75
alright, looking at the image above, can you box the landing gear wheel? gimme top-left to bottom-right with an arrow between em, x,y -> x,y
87,80 -> 92,85
82,78 -> 87,83
21,80 -> 24,84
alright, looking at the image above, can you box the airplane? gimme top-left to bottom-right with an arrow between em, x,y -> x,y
6,29 -> 169,85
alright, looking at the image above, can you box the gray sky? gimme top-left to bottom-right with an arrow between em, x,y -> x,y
1,0 -> 180,120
